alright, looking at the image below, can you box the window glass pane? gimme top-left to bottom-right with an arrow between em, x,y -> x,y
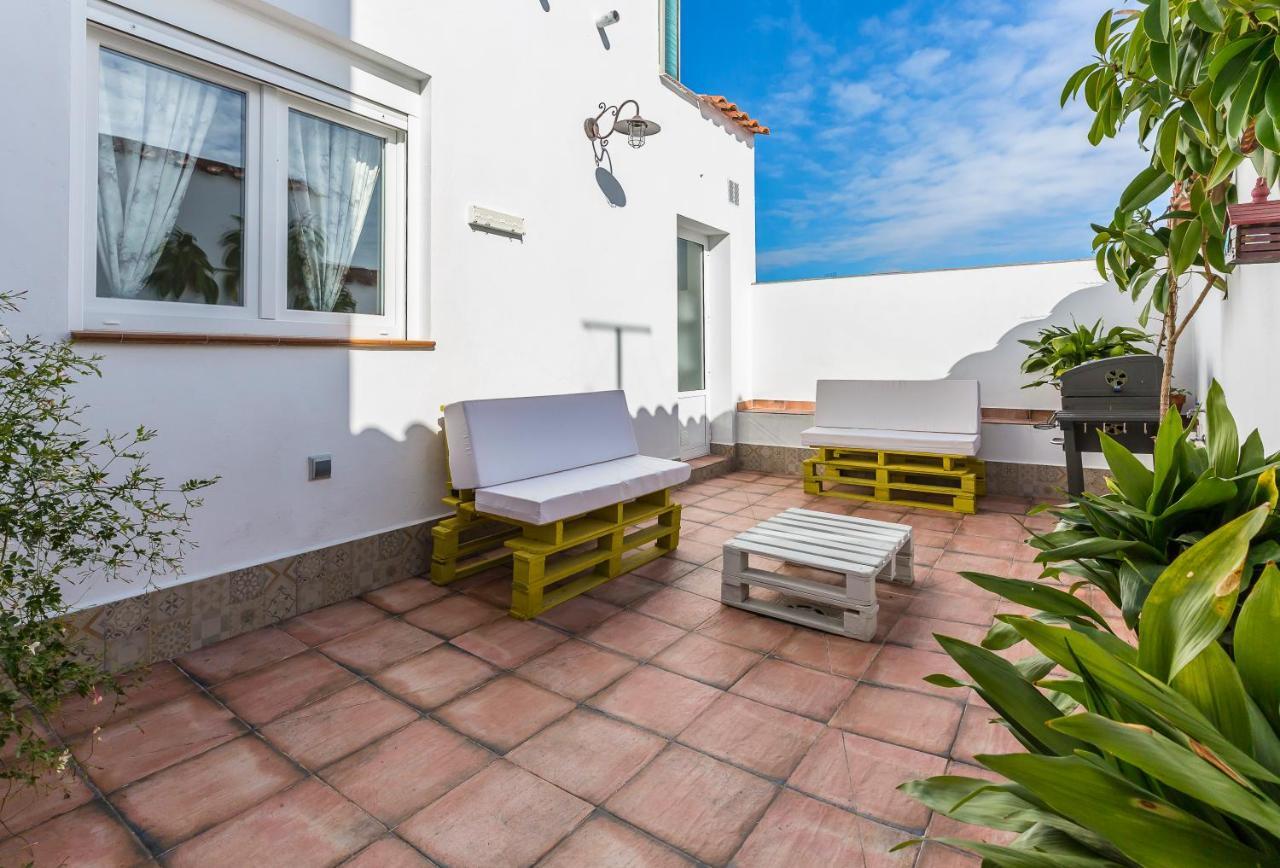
677,237 -> 705,393
286,110 -> 384,315
95,48 -> 246,306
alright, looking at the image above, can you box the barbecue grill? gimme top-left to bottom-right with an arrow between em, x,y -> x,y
1043,354 -> 1164,495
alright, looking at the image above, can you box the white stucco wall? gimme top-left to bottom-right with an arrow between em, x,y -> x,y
746,259 -> 1193,466
3,0 -> 757,608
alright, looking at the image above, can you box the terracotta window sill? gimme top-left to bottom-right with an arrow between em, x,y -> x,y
70,330 -> 436,350
736,399 -> 1054,426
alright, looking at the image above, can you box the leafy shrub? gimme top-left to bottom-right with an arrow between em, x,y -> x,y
899,508 -> 1280,867
0,294 -> 213,793
1030,381 -> 1279,632
1019,319 -> 1152,390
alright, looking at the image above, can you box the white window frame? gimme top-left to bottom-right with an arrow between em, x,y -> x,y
83,23 -> 409,340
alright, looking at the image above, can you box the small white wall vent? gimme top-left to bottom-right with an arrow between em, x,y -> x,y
468,205 -> 526,238
727,179 -> 740,206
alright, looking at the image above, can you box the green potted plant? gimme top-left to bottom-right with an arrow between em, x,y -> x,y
1019,319 -> 1153,390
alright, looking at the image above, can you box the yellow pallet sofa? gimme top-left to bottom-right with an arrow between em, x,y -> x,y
430,390 -> 691,619
801,379 -> 985,514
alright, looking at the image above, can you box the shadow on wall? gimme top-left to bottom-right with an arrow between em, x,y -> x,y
633,403 -> 679,461
945,280 -> 1144,409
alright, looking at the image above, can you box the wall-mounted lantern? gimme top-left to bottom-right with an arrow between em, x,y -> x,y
585,100 -> 660,164
1226,177 -> 1280,264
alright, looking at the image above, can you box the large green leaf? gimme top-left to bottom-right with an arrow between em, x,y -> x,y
1205,380 -> 1240,479
1118,166 -> 1174,213
1138,506 -> 1269,681
1010,618 -> 1280,784
1034,538 -> 1146,564
1097,430 -> 1153,506
1148,407 -> 1187,514
1169,218 -> 1203,275
960,573 -> 1110,627
1190,0 -> 1225,33
899,776 -> 1036,833
937,636 -> 1088,757
1143,0 -> 1169,43
1169,641 -> 1255,754
1049,713 -> 1280,830
1236,563 -> 1280,728
896,837 -> 1124,867
979,754 -> 1266,867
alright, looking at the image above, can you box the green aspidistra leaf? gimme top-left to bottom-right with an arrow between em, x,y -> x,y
1118,166 -> 1174,213
1236,562 -> 1280,728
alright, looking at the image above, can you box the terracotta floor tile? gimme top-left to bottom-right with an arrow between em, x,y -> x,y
951,704 -> 1023,764
712,513 -> 762,532
166,778 -> 382,868
112,735 -> 302,850
343,836 -> 435,868
696,607 -> 794,653
509,709 -> 664,802
319,619 -> 443,675
281,599 -> 388,646
788,729 -> 947,830
403,594 -> 504,638
588,665 -> 721,737
864,644 -> 969,700
176,627 -> 306,685
692,496 -> 742,514
535,595 -> 621,633
322,719 -> 492,824
958,514 -> 1027,541
651,632 -> 761,688
887,614 -> 987,652
435,676 -> 574,752
586,573 -> 664,606
0,767 -> 94,837
606,744 -> 776,865
672,566 -> 725,599
683,506 -> 728,525
213,650 -> 357,725
372,645 -> 497,710
362,578 -> 449,614
631,587 -> 722,629
399,761 -> 592,868
831,683 -> 963,754
451,618 -> 565,669
678,693 -> 823,779
685,524 -> 739,546
667,539 -> 723,565
729,658 -> 854,721
773,628 -> 881,679
906,589 -> 998,626
464,575 -> 514,610
0,802 -> 149,867
584,611 -> 685,660
628,557 -> 696,583
925,568 -> 1001,599
260,682 -> 418,769
515,639 -> 636,701
52,661 -> 198,738
947,533 -> 1033,561
73,693 -> 244,792
540,815 -> 691,867
735,789 -> 895,867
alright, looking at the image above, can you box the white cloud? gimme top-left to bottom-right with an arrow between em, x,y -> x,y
754,0 -> 1144,277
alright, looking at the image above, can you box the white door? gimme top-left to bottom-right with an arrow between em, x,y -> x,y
677,236 -> 709,460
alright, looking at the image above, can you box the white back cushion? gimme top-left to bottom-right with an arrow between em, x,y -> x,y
814,380 -> 981,434
444,390 -> 639,489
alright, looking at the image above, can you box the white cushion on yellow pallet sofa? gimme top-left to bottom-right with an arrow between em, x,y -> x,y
475,454 -> 691,525
801,379 -> 982,456
444,390 -> 641,490
799,426 -> 980,457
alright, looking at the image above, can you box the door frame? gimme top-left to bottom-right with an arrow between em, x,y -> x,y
676,228 -> 710,460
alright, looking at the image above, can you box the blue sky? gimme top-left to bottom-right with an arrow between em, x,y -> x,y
682,0 -> 1146,281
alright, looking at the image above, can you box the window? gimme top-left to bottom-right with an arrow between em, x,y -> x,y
661,0 -> 680,79
85,27 -> 408,338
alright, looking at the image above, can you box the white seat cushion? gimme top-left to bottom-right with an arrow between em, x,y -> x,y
444,390 -> 639,490
475,455 -> 691,525
801,426 -> 981,457
815,380 -> 980,435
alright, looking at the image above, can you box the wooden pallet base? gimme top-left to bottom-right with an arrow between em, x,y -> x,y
803,447 -> 985,514
430,488 -> 682,619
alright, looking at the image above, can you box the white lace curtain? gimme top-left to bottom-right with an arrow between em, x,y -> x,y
287,112 -> 382,312
96,52 -> 220,298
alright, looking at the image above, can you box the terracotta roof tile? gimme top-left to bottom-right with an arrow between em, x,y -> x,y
702,95 -> 770,135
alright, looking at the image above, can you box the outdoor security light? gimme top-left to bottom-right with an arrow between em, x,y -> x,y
585,99 -> 660,164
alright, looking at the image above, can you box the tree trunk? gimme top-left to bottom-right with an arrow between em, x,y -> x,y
1159,271 -> 1178,418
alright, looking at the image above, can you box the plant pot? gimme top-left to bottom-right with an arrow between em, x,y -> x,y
1171,393 -> 1187,412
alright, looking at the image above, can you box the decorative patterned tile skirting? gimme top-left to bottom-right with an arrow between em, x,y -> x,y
735,444 -> 1108,500
65,521 -> 435,672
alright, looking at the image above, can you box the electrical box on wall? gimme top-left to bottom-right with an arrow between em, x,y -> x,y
468,205 -> 526,238
308,454 -> 332,481
727,179 -> 740,206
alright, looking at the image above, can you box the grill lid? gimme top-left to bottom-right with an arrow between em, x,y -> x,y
1058,354 -> 1163,399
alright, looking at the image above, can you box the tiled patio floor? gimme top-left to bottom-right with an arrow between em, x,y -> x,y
5,472 -> 1083,867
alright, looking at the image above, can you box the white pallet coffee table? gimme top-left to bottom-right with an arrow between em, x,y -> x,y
720,507 -> 913,641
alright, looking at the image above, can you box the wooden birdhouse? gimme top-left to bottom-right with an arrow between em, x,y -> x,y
1227,178 -> 1280,264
